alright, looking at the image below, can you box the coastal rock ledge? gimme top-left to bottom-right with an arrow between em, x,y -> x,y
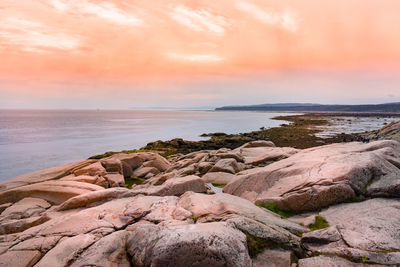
0,139 -> 399,266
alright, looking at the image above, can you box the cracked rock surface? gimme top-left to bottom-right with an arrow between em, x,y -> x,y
224,140 -> 400,212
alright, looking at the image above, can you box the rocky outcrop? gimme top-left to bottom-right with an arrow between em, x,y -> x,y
1,137 -> 400,266
224,140 -> 400,212
364,120 -> 400,142
209,158 -> 243,174
0,191 -> 306,266
301,198 -> 400,265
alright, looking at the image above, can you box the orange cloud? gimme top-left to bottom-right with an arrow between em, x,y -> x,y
0,0 -> 400,83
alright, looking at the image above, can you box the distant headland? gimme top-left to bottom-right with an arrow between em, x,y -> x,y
216,102 -> 400,113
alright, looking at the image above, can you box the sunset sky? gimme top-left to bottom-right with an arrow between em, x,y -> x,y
1,0 -> 400,109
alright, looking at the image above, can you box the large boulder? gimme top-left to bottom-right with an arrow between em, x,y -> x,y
73,162 -> 107,177
237,146 -> 299,166
224,140 -> 400,212
127,222 -> 251,267
209,158 -> 242,174
302,198 -> 400,265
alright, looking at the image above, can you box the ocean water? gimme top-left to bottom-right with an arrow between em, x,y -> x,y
0,110 -> 290,181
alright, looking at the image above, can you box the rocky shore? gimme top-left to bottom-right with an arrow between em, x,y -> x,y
0,117 -> 400,266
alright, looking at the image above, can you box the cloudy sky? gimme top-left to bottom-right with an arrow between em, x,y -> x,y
1,0 -> 400,109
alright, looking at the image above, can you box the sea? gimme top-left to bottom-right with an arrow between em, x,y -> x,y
1,109 -> 396,182
0,110 -> 292,182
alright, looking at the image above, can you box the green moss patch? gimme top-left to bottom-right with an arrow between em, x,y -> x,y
256,202 -> 294,219
211,183 -> 226,188
344,195 -> 363,203
365,177 -> 376,189
309,216 -> 329,231
123,176 -> 146,189
244,231 -> 286,257
192,213 -> 211,223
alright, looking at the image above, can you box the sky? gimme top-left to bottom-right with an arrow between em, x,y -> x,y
1,0 -> 400,109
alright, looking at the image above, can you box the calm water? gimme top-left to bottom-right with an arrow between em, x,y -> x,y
0,110 -> 290,181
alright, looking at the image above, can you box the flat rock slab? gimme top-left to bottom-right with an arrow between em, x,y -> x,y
0,160 -> 96,192
132,175 -> 209,196
298,255 -> 382,267
302,198 -> 400,265
0,250 -> 41,267
0,180 -> 104,205
224,140 -> 400,212
202,172 -> 238,184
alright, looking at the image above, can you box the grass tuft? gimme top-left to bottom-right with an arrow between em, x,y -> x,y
256,202 -> 294,218
123,176 -> 146,189
309,216 -> 329,231
211,183 -> 226,188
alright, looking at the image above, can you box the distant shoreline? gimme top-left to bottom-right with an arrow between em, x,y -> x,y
216,102 -> 400,113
